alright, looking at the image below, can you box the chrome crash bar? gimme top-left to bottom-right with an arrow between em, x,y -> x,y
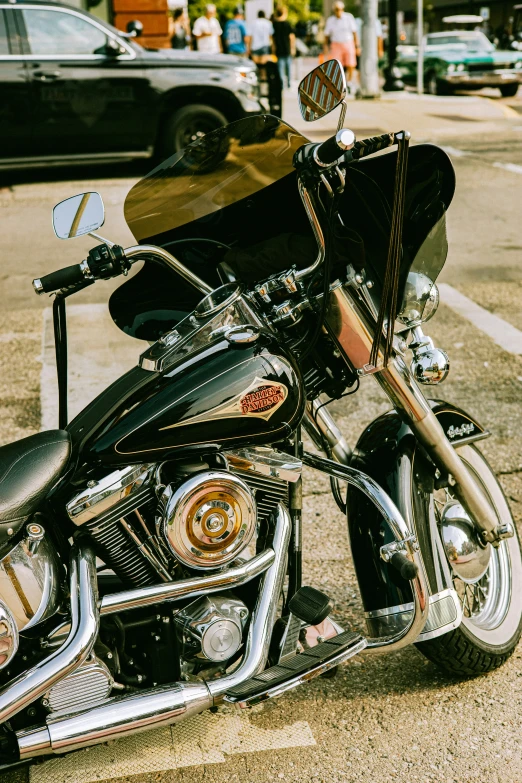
301,452 -> 429,654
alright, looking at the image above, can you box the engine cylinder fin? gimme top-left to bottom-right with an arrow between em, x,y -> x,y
232,471 -> 289,525
85,489 -> 159,587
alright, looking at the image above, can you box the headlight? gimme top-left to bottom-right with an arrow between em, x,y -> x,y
447,63 -> 456,73
235,67 -> 258,85
398,272 -> 440,327
457,63 -> 466,71
515,61 -> 522,69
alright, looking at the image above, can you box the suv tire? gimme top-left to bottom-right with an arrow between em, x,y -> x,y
500,84 -> 519,98
161,104 -> 228,156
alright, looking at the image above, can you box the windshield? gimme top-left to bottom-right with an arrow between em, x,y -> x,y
124,115 -> 309,244
426,32 -> 494,51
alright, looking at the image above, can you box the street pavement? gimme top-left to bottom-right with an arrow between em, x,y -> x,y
1,83 -> 522,783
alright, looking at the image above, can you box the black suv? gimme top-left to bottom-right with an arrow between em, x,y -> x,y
1,0 -> 261,168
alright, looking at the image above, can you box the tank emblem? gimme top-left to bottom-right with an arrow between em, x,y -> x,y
159,377 -> 288,431
240,383 -> 286,416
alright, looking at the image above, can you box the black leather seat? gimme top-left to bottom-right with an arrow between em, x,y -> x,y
0,430 -> 71,543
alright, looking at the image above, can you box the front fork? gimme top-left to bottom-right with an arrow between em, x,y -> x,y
324,283 -> 511,546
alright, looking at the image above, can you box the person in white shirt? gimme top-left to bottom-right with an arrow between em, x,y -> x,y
324,1 -> 360,86
249,10 -> 274,62
193,4 -> 223,54
355,16 -> 384,58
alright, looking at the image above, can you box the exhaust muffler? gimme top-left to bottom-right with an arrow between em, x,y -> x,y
16,504 -> 291,760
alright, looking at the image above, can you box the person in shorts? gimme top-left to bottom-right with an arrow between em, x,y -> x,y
324,1 -> 360,89
249,10 -> 274,62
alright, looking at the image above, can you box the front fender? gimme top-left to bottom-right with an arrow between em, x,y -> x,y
347,400 -> 487,639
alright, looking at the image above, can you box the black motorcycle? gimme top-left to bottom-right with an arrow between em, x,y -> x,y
1,60 -> 520,768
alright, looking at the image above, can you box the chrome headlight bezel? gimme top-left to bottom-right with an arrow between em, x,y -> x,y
397,272 -> 440,328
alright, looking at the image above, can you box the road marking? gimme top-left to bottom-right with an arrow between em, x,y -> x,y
440,146 -> 469,157
29,709 -> 316,783
40,303 -> 146,431
501,103 -> 521,119
439,283 -> 522,355
492,161 -> 522,175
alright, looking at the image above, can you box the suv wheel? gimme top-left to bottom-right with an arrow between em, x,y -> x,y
500,84 -> 519,98
161,104 -> 228,157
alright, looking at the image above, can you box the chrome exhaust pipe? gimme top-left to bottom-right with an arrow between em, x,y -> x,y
16,505 -> 291,760
0,540 -> 98,725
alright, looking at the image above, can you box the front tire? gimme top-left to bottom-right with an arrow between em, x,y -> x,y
426,72 -> 450,95
415,445 -> 522,676
160,104 -> 228,157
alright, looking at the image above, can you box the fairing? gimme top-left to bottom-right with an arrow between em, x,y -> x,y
114,116 -> 455,341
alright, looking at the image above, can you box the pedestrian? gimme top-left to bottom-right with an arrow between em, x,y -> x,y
249,10 -> 274,63
224,6 -> 249,55
273,6 -> 295,89
170,8 -> 190,50
355,16 -> 384,59
193,4 -> 223,54
324,0 -> 360,91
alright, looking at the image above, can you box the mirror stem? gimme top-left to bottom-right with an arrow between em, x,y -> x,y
88,232 -> 115,247
337,100 -> 348,133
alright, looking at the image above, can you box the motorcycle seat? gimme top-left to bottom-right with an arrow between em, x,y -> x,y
0,430 -> 71,546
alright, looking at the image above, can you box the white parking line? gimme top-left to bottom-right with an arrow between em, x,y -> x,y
492,161 -> 522,175
29,709 -> 316,783
439,283 -> 522,355
440,146 -> 522,174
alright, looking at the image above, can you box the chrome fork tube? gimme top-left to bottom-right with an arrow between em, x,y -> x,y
0,541 -> 99,725
376,356 -> 498,541
324,285 -> 499,542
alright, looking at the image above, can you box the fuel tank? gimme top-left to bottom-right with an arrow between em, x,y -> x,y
71,333 -> 305,466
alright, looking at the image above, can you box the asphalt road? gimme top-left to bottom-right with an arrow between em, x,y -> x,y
1,85 -> 522,783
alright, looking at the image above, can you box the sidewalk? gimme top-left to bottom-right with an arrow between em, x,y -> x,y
282,67 -> 518,143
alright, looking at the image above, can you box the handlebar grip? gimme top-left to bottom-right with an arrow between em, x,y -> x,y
314,129 -> 356,166
389,551 -> 419,581
351,132 -> 396,160
33,263 -> 86,295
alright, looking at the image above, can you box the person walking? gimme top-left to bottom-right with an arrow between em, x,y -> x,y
224,6 -> 249,55
193,4 -> 223,54
273,6 -> 295,89
170,8 -> 190,50
249,10 -> 274,62
324,0 -> 360,90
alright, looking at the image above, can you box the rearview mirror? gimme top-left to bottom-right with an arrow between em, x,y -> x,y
298,59 -> 347,122
53,192 -> 105,240
126,19 -> 143,37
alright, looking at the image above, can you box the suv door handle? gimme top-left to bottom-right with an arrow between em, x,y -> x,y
32,70 -> 61,82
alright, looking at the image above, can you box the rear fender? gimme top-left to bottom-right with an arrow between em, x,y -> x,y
347,400 -> 488,641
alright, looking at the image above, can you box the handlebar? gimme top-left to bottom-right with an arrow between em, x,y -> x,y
33,243 -> 213,297
34,263 -> 87,295
312,130 -> 401,168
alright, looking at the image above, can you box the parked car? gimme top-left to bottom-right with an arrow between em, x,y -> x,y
396,30 -> 522,96
1,0 -> 261,168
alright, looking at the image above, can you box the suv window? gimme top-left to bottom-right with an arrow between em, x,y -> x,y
0,11 -> 9,55
21,8 -> 108,56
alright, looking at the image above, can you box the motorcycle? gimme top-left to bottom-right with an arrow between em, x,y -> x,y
0,59 -> 521,770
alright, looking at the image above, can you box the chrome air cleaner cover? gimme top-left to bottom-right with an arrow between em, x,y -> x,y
162,470 -> 256,569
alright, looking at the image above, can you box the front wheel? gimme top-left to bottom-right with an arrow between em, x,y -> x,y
415,444 -> 522,676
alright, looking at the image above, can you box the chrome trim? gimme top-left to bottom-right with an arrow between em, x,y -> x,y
451,430 -> 491,448
0,542 -> 98,724
294,183 -> 325,281
0,601 -> 18,671
224,447 -> 302,483
100,547 -> 275,615
66,465 -> 154,526
303,398 -> 352,464
33,278 -> 44,295
301,452 -> 429,654
124,245 -> 212,296
194,284 -> 242,318
366,602 -> 414,619
0,527 -> 61,631
16,505 -> 291,758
